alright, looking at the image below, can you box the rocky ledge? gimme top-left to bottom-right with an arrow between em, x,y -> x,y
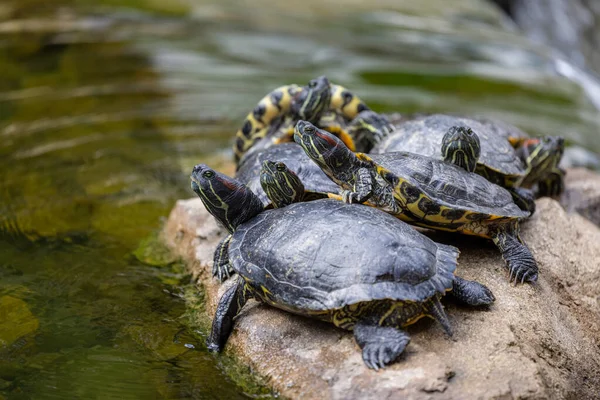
162,168 -> 600,399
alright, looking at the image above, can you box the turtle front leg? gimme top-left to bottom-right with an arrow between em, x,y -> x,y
207,276 -> 251,352
353,320 -> 410,371
537,167 -> 565,197
450,276 -> 495,306
491,225 -> 538,284
341,167 -> 373,204
213,234 -> 234,282
508,187 -> 536,214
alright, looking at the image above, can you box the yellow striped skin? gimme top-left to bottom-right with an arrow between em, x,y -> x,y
328,84 -> 367,119
233,81 -> 369,163
234,84 -> 301,162
246,279 -> 433,331
355,153 -> 510,239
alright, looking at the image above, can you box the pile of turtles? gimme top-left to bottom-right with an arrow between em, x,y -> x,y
190,76 -> 565,371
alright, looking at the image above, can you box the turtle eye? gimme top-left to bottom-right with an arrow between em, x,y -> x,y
275,163 -> 286,172
308,80 -> 317,89
203,170 -> 215,178
304,125 -> 315,133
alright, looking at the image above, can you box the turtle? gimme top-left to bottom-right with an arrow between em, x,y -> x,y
234,142 -> 339,207
371,114 -> 565,212
234,76 -> 385,165
469,116 -> 566,198
190,163 -> 495,370
294,120 -> 539,284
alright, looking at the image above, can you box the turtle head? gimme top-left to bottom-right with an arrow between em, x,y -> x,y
348,110 -> 395,149
294,120 -> 361,186
517,135 -> 565,186
291,76 -> 332,123
441,126 -> 481,173
190,164 -> 264,232
260,160 -> 305,208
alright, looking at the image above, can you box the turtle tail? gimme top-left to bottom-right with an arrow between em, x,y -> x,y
426,296 -> 452,337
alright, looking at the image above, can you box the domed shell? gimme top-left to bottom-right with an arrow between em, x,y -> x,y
370,152 -> 529,218
373,114 -> 525,176
235,143 -> 339,206
229,199 -> 457,311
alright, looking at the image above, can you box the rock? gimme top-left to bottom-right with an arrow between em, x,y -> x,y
163,192 -> 600,399
561,167 -> 600,226
0,295 -> 39,348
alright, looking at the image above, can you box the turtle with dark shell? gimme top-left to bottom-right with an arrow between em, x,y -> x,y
371,114 -> 564,212
190,164 -> 495,370
234,143 -> 339,207
294,120 -> 538,284
233,76 -> 392,165
235,110 -> 394,205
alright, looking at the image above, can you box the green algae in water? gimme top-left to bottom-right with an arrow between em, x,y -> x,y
133,233 -> 278,399
0,295 -> 39,348
2,0 -> 600,398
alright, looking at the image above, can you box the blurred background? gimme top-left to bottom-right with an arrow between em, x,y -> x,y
0,0 -> 599,398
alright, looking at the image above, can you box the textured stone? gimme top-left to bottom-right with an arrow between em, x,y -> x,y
561,167 -> 600,226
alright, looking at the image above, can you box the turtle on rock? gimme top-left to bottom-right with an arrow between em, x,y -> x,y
190,164 -> 495,370
294,120 -> 538,284
233,76 -> 391,165
234,143 -> 339,207
371,114 -> 565,212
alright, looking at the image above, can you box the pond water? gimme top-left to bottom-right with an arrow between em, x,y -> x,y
1,0 -> 599,398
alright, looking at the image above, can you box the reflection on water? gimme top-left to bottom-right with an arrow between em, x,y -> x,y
0,0 -> 599,398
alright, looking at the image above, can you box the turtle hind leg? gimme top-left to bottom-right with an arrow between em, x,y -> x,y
353,321 -> 410,371
491,226 -> 538,284
213,234 -> 234,282
509,187 -> 536,214
537,167 -> 565,197
450,276 -> 495,306
207,277 -> 250,352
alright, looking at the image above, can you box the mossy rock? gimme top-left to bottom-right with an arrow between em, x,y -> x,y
0,295 -> 39,348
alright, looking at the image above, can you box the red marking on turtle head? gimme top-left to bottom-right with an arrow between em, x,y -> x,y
314,130 -> 340,148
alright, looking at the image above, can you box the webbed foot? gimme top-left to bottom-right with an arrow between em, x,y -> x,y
213,235 -> 234,282
451,276 -> 495,306
492,228 -> 538,284
207,277 -> 250,352
353,323 -> 410,371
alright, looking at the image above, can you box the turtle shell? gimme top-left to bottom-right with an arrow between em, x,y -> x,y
229,199 -> 457,311
370,152 -> 529,218
235,143 -> 339,206
472,116 -> 529,141
372,114 -> 525,177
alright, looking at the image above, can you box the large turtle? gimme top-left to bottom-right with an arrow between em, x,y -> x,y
294,120 -> 538,284
233,76 -> 391,165
371,114 -> 565,211
190,164 -> 495,370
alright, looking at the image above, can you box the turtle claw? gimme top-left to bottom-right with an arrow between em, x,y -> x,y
341,190 -> 356,204
492,229 -> 538,285
354,324 -> 410,370
508,264 -> 538,285
213,263 -> 234,283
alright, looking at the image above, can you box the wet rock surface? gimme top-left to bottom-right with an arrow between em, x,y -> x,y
163,168 -> 600,399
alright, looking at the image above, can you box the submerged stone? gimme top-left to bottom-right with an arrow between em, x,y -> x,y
0,295 -> 39,348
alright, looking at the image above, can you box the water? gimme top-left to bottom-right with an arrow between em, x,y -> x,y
0,0 -> 599,398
